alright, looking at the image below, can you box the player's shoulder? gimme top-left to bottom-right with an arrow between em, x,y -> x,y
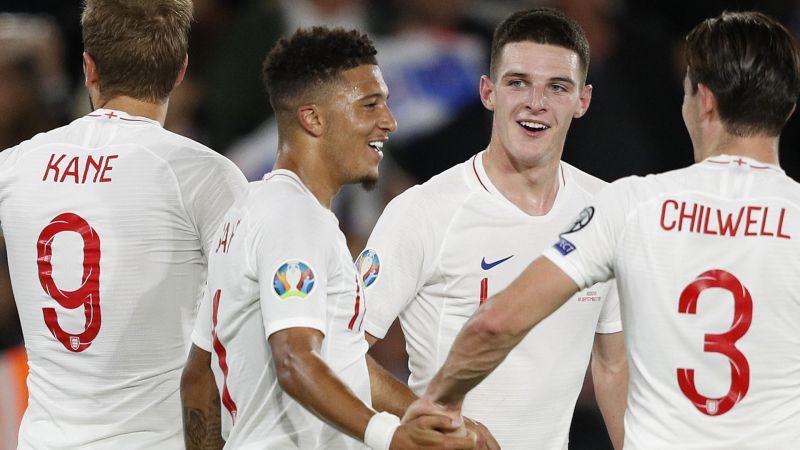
385,158 -> 475,218
0,121 -> 75,167
561,161 -> 609,195
248,171 -> 335,229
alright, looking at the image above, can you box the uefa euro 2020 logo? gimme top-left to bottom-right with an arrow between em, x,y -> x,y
273,260 -> 315,299
356,249 -> 381,288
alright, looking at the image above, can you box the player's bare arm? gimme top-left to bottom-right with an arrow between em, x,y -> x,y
272,327 -> 475,449
181,345 -> 224,450
591,331 -> 627,450
406,257 -> 579,418
366,333 -> 501,450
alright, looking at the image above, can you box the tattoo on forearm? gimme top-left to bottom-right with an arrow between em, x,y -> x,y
183,394 -> 223,450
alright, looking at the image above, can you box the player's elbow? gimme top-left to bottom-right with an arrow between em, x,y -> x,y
465,305 -> 519,350
274,350 -> 312,398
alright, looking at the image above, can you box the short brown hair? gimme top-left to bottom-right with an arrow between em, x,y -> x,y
686,11 -> 800,137
490,8 -> 590,83
81,0 -> 193,102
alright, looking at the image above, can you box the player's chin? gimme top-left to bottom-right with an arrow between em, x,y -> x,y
358,174 -> 379,191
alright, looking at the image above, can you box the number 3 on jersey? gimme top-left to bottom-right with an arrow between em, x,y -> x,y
37,213 -> 102,352
677,269 -> 752,416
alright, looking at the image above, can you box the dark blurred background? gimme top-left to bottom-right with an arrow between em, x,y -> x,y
0,0 -> 798,448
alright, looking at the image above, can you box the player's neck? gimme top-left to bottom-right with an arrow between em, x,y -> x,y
482,144 -> 561,216
696,128 -> 781,166
273,142 -> 339,209
94,95 -> 169,126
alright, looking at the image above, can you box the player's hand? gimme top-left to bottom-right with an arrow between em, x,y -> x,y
402,395 -> 461,425
463,417 -> 500,450
390,414 -> 476,449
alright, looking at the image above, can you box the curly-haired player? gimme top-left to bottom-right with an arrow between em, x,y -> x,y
182,27 -> 475,450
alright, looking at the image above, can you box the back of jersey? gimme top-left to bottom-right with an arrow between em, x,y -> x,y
0,110 -> 245,449
617,156 -> 800,448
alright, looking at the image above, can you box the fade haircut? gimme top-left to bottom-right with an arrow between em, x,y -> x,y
686,11 -> 800,137
81,0 -> 193,102
262,26 -> 378,117
490,7 -> 590,83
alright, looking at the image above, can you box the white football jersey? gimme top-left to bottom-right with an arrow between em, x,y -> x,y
192,169 -> 370,449
544,155 -> 800,449
0,109 -> 247,449
361,152 -> 621,449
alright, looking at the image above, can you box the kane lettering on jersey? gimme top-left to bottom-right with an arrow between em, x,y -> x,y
361,152 -> 621,449
0,110 -> 247,449
192,169 -> 370,449
544,155 -> 800,448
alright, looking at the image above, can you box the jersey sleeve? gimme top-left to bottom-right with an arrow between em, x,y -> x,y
175,153 -> 248,258
253,200 -> 331,338
361,188 -> 440,339
191,286 -> 213,351
543,178 -> 632,290
594,279 -> 622,334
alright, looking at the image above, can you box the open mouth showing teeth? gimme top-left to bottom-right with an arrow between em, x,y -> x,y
519,121 -> 549,132
368,141 -> 384,152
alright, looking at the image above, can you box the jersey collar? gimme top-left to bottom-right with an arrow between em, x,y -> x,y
85,109 -> 161,127
702,154 -> 784,174
471,150 -> 568,218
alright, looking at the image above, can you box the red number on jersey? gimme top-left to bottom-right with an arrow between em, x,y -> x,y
211,289 -> 238,421
37,213 -> 102,352
677,269 -> 752,416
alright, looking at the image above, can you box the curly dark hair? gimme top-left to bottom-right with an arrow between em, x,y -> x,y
490,8 -> 589,83
263,26 -> 378,116
686,11 -> 800,137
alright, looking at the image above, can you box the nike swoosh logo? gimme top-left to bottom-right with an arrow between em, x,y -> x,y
481,255 -> 514,270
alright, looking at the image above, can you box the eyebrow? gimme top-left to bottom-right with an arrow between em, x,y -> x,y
501,72 -> 577,86
359,92 -> 389,102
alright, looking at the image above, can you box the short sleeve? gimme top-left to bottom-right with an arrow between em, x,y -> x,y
543,178 -> 632,289
361,189 -> 439,339
253,200 -> 332,338
594,279 -> 622,334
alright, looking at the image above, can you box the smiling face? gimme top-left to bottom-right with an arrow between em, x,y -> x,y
481,41 -> 591,167
321,64 -> 397,190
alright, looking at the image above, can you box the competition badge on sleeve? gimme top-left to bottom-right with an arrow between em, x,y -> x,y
273,261 -> 315,299
554,206 -> 594,255
355,249 -> 381,288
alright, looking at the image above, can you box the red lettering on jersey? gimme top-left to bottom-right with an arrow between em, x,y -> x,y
660,200 -> 790,239
42,153 -> 66,181
660,199 -> 678,231
717,208 -> 744,236
98,155 -> 117,182
42,153 -> 118,184
777,208 -> 791,239
61,156 -> 80,183
215,219 -> 241,254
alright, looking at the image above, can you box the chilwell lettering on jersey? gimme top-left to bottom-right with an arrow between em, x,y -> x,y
42,153 -> 119,184
659,200 -> 791,239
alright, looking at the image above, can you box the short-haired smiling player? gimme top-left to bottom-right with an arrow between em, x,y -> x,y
406,10 -> 800,450
181,27 -> 476,450
359,7 -> 627,450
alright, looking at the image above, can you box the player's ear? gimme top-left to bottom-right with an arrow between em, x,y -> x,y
479,75 -> 496,112
83,52 -> 99,90
697,83 -> 718,118
173,55 -> 188,88
574,83 -> 592,118
297,104 -> 324,137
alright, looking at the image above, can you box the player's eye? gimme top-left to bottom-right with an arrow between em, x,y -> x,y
509,79 -> 525,88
